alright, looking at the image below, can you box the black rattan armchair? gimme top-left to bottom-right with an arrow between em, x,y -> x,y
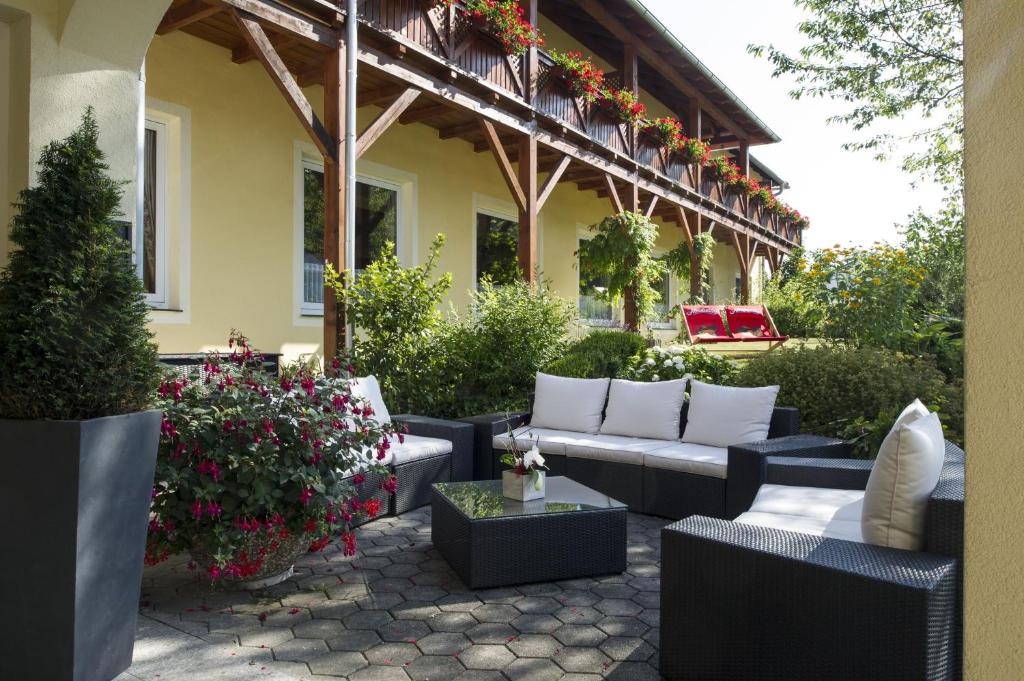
660,441 -> 965,681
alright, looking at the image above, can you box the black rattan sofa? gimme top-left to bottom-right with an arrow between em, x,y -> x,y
463,404 -> 847,520
660,440 -> 965,681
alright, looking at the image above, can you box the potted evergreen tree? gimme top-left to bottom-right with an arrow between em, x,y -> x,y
0,111 -> 162,681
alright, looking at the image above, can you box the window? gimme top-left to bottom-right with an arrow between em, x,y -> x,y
301,162 -> 399,313
475,212 -> 519,286
142,119 -> 167,306
650,270 -> 672,328
578,239 -> 615,325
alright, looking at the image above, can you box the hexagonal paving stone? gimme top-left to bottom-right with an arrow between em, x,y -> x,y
592,583 -> 638,599
327,581 -> 370,600
308,650 -> 369,676
293,618 -> 344,639
600,635 -> 656,662
507,633 -> 560,658
344,609 -> 395,630
504,657 -> 565,681
378,619 -> 431,643
404,654 -> 466,681
435,594 -> 482,612
426,611 -> 477,633
402,585 -> 448,602
381,563 -> 423,579
310,600 -> 360,620
466,622 -> 519,644
597,616 -> 649,638
415,632 -> 472,656
595,598 -> 643,617
511,614 -> 562,634
347,665 -> 411,681
632,591 -> 660,610
263,607 -> 312,627
272,636 -> 330,661
239,626 -> 295,648
372,578 -> 415,593
514,596 -> 561,614
365,641 -> 422,666
606,661 -> 662,680
453,672 -> 506,681
458,644 -> 515,670
390,601 -> 441,621
553,624 -> 608,648
472,603 -> 521,623
555,590 -> 600,607
516,582 -> 563,597
638,608 -> 660,627
553,605 -> 602,625
553,646 -> 612,674
474,588 -> 520,604
327,628 -> 382,652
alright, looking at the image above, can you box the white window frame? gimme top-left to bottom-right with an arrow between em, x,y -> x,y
295,151 -> 405,317
576,224 -> 621,328
143,118 -> 168,308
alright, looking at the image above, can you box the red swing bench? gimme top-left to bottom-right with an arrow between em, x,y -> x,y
681,304 -> 789,351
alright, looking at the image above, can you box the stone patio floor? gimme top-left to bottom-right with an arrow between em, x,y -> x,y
119,508 -> 669,681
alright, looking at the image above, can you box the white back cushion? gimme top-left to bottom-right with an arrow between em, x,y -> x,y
530,373 -> 610,434
681,380 -> 780,447
862,407 -> 945,550
599,378 -> 688,440
350,375 -> 392,425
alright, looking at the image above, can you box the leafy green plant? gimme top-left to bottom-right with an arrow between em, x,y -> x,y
661,232 -> 715,303
0,109 -> 160,420
577,212 -> 666,329
733,345 -> 962,456
147,332 -> 398,580
325,234 -> 453,414
623,345 -> 736,385
545,330 -> 648,379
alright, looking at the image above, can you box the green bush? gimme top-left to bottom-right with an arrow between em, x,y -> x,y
447,278 -> 576,415
733,345 -> 963,456
545,330 -> 648,379
623,345 -> 737,385
0,110 -> 159,419
759,276 -> 823,338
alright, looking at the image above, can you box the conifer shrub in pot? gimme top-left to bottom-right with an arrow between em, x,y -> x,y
0,111 -> 162,681
147,333 -> 398,587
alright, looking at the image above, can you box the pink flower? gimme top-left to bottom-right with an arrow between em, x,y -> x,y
191,500 -> 203,519
299,488 -> 315,505
341,531 -> 357,556
208,565 -> 221,580
352,473 -> 366,486
206,501 -> 222,517
382,476 -> 398,494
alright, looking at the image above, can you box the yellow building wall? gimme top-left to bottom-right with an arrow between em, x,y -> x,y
963,1 -> 1024,678
143,30 -> 705,359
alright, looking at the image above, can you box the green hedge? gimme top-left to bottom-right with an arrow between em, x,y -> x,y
544,330 -> 649,379
733,344 -> 963,457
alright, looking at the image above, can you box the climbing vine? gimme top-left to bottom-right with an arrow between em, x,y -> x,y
577,211 -> 666,328
661,232 -> 715,303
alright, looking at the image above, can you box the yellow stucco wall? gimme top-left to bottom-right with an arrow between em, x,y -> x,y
963,1 -> 1024,677
142,30 -> 735,359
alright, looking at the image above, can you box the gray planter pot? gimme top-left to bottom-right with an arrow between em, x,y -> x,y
0,410 -> 161,681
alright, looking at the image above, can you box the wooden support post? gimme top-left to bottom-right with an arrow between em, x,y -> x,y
688,99 -> 703,186
355,88 -> 421,159
323,32 -> 347,360
522,0 -> 539,104
731,230 -> 755,304
518,135 -> 539,284
604,174 -> 624,214
538,154 -> 571,211
738,140 -> 751,177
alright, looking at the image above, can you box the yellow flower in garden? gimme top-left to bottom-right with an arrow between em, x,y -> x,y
853,277 -> 863,284
872,277 -> 882,286
839,290 -> 851,299
850,301 -> 862,309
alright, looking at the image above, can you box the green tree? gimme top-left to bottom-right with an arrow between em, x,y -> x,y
0,109 -> 160,419
750,0 -> 963,190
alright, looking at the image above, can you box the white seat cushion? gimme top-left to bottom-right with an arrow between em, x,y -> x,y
349,375 -> 392,425
599,378 -> 688,440
529,373 -> 610,434
641,442 -> 728,479
862,405 -> 945,550
681,380 -> 779,447
735,483 -> 866,543
493,426 -> 588,456
390,434 -> 452,465
563,433 -> 672,466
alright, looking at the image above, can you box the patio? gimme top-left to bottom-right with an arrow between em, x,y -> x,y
121,508 -> 667,681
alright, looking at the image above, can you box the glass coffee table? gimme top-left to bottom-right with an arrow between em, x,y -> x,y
431,476 -> 627,589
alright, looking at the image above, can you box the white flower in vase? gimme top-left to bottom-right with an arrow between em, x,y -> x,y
523,445 -> 545,471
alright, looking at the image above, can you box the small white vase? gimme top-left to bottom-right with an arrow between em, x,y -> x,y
502,469 -> 546,501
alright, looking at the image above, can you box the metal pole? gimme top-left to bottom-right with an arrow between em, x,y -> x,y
135,59 -> 147,279
344,0 -> 358,349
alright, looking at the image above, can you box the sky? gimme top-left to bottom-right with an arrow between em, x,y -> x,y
640,0 -> 948,250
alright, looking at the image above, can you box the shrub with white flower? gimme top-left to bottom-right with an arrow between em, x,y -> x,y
623,345 -> 737,384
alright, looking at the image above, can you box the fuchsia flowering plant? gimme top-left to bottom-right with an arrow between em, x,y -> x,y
147,331 -> 400,582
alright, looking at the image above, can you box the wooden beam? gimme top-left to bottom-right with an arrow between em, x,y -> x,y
323,33 -> 346,359
359,84 -> 407,107
216,0 -> 334,47
232,34 -> 296,63
398,103 -> 450,124
604,174 -> 624,214
479,118 -> 527,213
518,135 -> 539,283
575,0 -> 750,141
522,0 -> 539,104
231,10 -> 335,162
356,88 -> 421,159
644,194 -> 660,218
737,140 -> 751,177
438,120 -> 481,139
157,0 -> 221,35
537,154 -> 571,211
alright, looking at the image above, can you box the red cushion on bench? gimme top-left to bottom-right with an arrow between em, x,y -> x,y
725,305 -> 772,338
682,306 -> 728,339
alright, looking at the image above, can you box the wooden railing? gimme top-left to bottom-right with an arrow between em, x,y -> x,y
358,0 -> 803,246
